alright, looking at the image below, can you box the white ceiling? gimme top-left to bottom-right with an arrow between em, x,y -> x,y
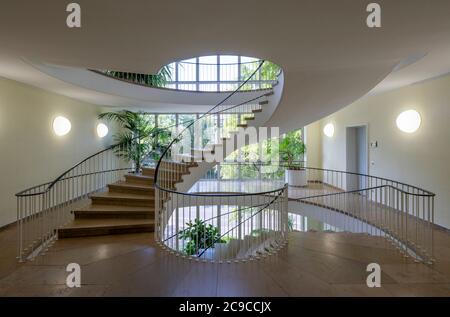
1,0 -> 450,129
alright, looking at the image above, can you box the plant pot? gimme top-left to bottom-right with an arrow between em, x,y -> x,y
285,169 -> 307,187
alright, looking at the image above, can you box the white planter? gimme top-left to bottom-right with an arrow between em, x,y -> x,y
285,169 -> 307,187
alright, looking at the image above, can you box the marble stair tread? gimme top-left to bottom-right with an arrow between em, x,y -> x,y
90,191 -> 155,200
62,218 -> 154,228
74,204 -> 154,213
108,181 -> 155,193
124,174 -> 155,182
58,219 -> 155,238
112,180 -> 154,189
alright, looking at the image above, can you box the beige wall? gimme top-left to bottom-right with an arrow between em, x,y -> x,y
0,78 -> 114,227
304,121 -> 322,168
313,74 -> 450,229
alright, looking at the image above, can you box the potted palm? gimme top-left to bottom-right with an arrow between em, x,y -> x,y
98,110 -> 173,173
279,130 -> 307,187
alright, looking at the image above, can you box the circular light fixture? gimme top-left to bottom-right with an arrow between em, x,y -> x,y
323,123 -> 335,137
396,110 -> 421,133
96,123 -> 109,138
53,116 -> 71,136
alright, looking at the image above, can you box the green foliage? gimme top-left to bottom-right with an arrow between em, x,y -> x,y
279,130 -> 306,169
240,61 -> 280,90
178,218 -> 226,256
260,62 -> 281,81
98,110 -> 173,172
103,65 -> 173,87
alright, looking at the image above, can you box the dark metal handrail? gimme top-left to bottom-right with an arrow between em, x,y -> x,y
295,184 -> 435,200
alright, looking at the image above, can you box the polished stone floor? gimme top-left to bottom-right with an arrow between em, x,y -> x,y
2,181 -> 450,297
1,223 -> 450,297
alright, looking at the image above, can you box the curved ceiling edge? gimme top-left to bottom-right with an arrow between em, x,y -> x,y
25,59 -> 274,107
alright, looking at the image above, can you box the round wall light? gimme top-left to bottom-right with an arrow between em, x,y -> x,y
53,116 -> 71,136
323,123 -> 335,138
396,110 -> 421,133
96,123 -> 109,138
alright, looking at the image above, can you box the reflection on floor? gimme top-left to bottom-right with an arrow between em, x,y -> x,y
1,224 -> 450,296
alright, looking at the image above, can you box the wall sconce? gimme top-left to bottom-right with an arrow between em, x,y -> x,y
323,123 -> 335,137
96,123 -> 109,138
396,110 -> 421,133
53,116 -> 71,136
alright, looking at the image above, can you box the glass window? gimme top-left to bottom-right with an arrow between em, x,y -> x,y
165,62 -> 177,82
240,56 -> 260,81
220,55 -> 239,81
177,58 -> 196,82
178,114 -> 196,150
142,113 -> 155,127
157,114 -> 176,130
177,83 -> 197,91
199,83 -> 218,92
199,55 -> 218,82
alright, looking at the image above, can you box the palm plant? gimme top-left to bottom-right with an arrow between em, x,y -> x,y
98,110 -> 173,173
279,130 -> 306,170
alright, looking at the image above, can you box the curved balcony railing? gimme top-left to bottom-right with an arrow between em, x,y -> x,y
93,58 -> 281,92
191,162 -> 435,264
159,186 -> 288,263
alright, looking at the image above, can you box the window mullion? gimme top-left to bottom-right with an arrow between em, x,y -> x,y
217,55 -> 220,92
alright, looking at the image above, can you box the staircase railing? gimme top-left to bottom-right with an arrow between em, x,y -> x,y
15,142 -> 134,261
154,61 -> 290,261
159,185 -> 288,263
294,182 -> 435,265
93,59 -> 280,92
192,163 -> 435,264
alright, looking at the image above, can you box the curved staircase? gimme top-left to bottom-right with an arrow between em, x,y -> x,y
54,87 -> 276,239
57,164 -> 189,238
15,60 -> 286,261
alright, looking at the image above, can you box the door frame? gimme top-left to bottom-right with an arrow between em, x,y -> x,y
345,123 -> 370,191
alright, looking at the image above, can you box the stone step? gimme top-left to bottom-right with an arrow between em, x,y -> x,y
108,181 -> 155,195
58,219 -> 154,238
124,174 -> 154,185
73,204 -> 154,219
142,167 -> 191,177
90,192 -> 154,207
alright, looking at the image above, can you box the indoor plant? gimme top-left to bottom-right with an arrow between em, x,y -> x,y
178,218 -> 226,256
98,110 -> 173,173
279,130 -> 307,186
